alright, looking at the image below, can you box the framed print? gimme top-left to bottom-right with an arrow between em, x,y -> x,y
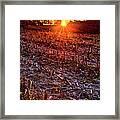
0,0 -> 119,119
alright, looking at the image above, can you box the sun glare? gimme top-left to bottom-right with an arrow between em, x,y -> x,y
61,20 -> 68,27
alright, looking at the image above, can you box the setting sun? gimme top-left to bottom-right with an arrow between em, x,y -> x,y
61,20 -> 68,27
